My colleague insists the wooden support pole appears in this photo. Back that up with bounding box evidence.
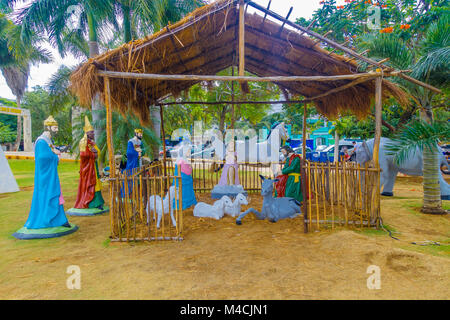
[160,106,167,178]
[260,0,272,27]
[373,76,383,167]
[97,70,387,82]
[239,0,245,77]
[302,104,307,157]
[277,7,293,36]
[312,30,333,47]
[104,77,116,238]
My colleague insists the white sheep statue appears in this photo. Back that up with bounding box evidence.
[224,193,249,217]
[193,196,232,220]
[146,185,178,228]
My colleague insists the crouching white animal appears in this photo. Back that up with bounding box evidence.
[193,196,232,220]
[224,193,249,217]
[146,185,178,228]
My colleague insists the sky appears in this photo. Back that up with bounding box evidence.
[0,0,327,100]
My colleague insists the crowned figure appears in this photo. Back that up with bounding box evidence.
[125,128,145,174]
[13,116,78,239]
[67,116,108,216]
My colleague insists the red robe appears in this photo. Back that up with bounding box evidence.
[74,139,98,208]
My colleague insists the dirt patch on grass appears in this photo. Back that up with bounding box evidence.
[0,176,449,299]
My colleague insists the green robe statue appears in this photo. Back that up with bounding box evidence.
[275,154,303,202]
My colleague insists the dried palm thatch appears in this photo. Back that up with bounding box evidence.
[70,0,409,124]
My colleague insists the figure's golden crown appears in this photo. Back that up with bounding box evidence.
[44,115,58,127]
[135,128,143,134]
[84,116,94,133]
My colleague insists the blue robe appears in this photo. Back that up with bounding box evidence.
[173,164,197,210]
[25,136,68,229]
[125,138,140,174]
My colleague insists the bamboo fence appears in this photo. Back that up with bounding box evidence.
[109,159,381,241]
[303,160,381,231]
[109,164,183,242]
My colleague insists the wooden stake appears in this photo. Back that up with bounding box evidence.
[302,104,307,157]
[239,0,245,77]
[373,76,383,168]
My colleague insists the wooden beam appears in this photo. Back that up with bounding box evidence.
[160,105,167,178]
[260,0,271,27]
[299,18,317,37]
[311,30,332,47]
[239,0,245,77]
[276,7,293,36]
[302,104,307,157]
[104,77,115,178]
[97,70,384,82]
[157,99,306,106]
[373,76,383,167]
[104,76,116,237]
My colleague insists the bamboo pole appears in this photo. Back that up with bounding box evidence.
[373,76,383,168]
[321,163,327,223]
[152,176,157,239]
[146,176,151,239]
[97,70,389,82]
[329,162,334,229]
[307,161,312,230]
[302,104,307,157]
[358,163,363,229]
[160,106,168,179]
[343,161,349,226]
[123,172,130,241]
[314,162,320,230]
[301,157,308,233]
[239,0,245,77]
[178,171,183,237]
[139,175,143,221]
[104,77,116,239]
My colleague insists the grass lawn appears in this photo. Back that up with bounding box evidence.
[0,160,449,299]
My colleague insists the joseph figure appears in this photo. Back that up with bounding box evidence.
[73,116,105,211]
[275,145,303,203]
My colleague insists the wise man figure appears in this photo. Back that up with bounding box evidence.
[125,128,145,174]
[69,116,106,215]
[13,116,78,239]
[275,145,303,203]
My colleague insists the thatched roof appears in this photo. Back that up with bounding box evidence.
[70,0,409,124]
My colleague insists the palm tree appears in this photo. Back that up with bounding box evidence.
[15,0,116,144]
[0,12,51,150]
[386,120,450,214]
[358,15,449,213]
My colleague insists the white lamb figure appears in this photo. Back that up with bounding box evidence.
[224,193,249,217]
[193,196,232,220]
[146,185,178,228]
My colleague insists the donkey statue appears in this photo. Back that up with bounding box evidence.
[236,175,301,225]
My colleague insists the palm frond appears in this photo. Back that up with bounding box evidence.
[385,120,450,165]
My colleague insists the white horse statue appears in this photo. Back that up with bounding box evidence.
[211,122,290,176]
